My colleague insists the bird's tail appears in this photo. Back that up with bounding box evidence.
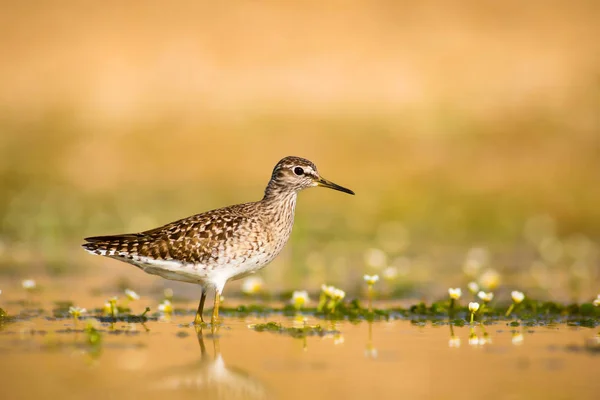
[82,234,146,257]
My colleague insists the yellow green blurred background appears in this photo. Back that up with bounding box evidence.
[1,1,599,301]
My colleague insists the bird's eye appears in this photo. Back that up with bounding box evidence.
[293,167,304,176]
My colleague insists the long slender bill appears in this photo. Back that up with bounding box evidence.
[316,177,355,195]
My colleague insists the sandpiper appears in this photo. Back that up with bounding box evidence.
[82,156,354,325]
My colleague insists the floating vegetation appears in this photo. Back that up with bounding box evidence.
[0,307,17,330]
[220,304,280,318]
[6,299,599,328]
[48,303,155,324]
[95,313,155,324]
[248,321,339,338]
[220,297,600,328]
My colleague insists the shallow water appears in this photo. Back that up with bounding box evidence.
[1,298,599,400]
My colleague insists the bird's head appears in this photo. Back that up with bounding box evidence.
[266,156,355,196]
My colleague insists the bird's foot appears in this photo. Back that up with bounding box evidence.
[193,313,206,326]
[209,316,223,333]
[191,321,210,331]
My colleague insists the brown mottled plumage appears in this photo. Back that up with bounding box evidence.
[82,156,354,325]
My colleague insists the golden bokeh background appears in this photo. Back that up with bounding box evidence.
[1,1,599,300]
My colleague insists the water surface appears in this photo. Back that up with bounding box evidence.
[1,300,598,400]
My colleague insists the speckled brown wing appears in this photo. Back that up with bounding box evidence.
[82,203,261,266]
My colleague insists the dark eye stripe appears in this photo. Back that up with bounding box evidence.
[294,167,304,176]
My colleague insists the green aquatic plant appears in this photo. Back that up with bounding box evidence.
[363,275,379,312]
[291,290,310,311]
[477,291,494,315]
[448,288,462,318]
[220,304,278,317]
[68,306,87,321]
[567,318,598,328]
[317,285,346,314]
[248,321,339,338]
[0,307,18,332]
[468,302,480,324]
[505,291,525,317]
[102,297,118,319]
[71,289,600,327]
[100,296,132,317]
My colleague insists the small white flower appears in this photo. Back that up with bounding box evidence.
[592,297,600,307]
[103,297,119,315]
[124,289,140,301]
[332,288,346,300]
[158,299,173,313]
[511,291,525,304]
[382,267,398,281]
[241,276,264,295]
[364,248,387,269]
[291,290,310,309]
[478,269,500,290]
[363,274,380,285]
[333,334,344,345]
[448,288,462,300]
[22,279,36,290]
[477,291,494,303]
[463,259,482,277]
[68,306,87,318]
[468,302,480,313]
[448,336,461,348]
[467,281,479,294]
[321,284,337,297]
[512,332,524,345]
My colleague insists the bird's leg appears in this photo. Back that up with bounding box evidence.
[194,290,207,325]
[211,290,221,326]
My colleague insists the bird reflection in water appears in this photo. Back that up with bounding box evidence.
[156,326,268,399]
